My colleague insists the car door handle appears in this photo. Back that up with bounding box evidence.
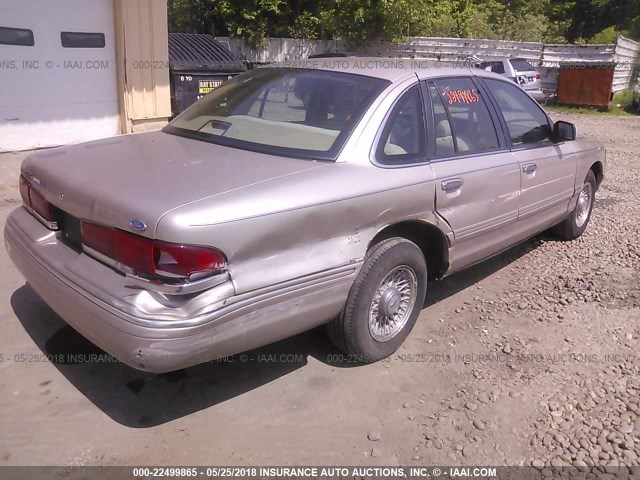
[441,178,464,192]
[522,163,537,174]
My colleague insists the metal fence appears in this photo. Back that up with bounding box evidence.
[218,35,640,94]
[215,37,347,64]
[611,36,640,92]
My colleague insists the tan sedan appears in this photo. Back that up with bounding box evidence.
[5,59,605,372]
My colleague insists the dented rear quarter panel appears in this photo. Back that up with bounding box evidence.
[156,162,439,294]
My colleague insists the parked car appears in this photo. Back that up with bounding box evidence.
[479,57,545,102]
[6,59,605,372]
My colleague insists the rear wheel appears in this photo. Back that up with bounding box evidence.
[327,237,427,362]
[553,170,596,240]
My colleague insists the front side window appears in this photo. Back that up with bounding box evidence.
[432,78,500,154]
[483,78,552,146]
[0,26,34,46]
[165,68,389,160]
[377,86,426,165]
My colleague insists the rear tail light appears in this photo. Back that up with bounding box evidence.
[19,174,58,229]
[29,188,55,222]
[536,73,541,80]
[81,221,227,282]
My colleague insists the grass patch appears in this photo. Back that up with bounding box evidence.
[546,88,639,116]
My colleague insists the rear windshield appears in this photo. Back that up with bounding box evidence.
[509,59,536,72]
[164,68,389,160]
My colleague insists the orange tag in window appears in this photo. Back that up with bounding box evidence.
[442,89,479,104]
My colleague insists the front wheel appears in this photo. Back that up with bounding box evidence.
[327,237,427,362]
[553,170,597,240]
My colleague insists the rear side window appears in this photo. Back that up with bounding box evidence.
[481,61,505,74]
[61,31,105,48]
[377,86,426,165]
[0,26,34,46]
[509,59,536,72]
[431,78,500,155]
[484,79,551,146]
[429,85,455,158]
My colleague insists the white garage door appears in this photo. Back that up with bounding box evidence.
[0,0,119,152]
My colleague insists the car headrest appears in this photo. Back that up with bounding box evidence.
[435,120,452,137]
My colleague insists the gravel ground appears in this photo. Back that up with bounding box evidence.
[0,113,638,470]
[395,112,640,473]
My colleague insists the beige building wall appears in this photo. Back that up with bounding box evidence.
[114,0,172,133]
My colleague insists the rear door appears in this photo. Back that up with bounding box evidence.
[481,78,576,227]
[425,77,521,272]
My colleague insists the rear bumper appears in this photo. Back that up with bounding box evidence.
[5,207,354,372]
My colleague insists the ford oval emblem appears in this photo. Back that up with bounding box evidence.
[130,219,147,231]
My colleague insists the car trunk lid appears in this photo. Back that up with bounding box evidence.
[21,130,327,238]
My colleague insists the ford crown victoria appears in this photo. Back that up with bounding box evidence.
[5,59,605,372]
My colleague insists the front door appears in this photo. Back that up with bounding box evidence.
[482,78,576,226]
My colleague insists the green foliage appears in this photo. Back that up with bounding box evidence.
[288,11,321,39]
[318,0,386,46]
[167,0,640,46]
[220,0,285,47]
[168,0,285,47]
[168,0,223,34]
[610,88,637,114]
[589,26,619,43]
[468,0,552,42]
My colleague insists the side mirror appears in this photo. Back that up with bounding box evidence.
[553,121,577,142]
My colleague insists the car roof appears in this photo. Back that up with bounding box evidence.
[276,56,510,83]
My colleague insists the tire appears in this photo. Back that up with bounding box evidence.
[553,170,597,241]
[327,237,427,362]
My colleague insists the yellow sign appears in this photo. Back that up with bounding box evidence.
[198,80,223,94]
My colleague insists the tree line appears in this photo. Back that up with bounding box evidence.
[168,0,640,47]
